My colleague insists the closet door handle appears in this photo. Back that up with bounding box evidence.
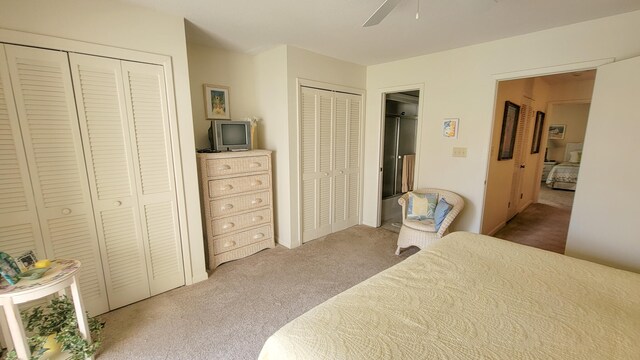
[253,233,265,240]
[324,172,329,177]
[221,204,234,211]
[339,170,344,175]
[61,208,72,215]
[251,198,263,205]
[113,201,122,207]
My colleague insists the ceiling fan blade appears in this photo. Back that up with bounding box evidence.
[362,0,403,27]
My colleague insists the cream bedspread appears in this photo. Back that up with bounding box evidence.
[259,232,640,359]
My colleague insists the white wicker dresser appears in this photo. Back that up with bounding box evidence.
[197,150,275,269]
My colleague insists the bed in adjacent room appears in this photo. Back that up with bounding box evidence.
[546,142,583,190]
[259,232,640,360]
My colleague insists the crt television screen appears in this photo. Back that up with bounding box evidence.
[221,124,247,145]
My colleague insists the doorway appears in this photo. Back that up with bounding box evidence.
[379,91,419,232]
[483,70,595,253]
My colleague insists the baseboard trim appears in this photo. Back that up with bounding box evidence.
[487,221,506,236]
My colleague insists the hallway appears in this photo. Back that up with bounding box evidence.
[493,185,574,253]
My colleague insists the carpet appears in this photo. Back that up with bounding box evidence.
[96,225,416,360]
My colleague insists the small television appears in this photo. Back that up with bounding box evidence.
[212,120,252,152]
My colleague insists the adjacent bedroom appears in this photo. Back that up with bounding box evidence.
[0,1,639,360]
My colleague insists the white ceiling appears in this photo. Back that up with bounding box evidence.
[116,0,640,65]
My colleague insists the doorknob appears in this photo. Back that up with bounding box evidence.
[520,164,526,168]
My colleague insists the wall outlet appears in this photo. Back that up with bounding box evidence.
[452,147,467,157]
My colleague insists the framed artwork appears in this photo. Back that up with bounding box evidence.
[530,111,545,154]
[548,124,566,139]
[204,84,230,119]
[442,118,459,138]
[497,101,520,160]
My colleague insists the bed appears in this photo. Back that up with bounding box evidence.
[259,232,640,360]
[545,142,582,190]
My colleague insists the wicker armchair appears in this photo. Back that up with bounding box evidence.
[395,188,464,255]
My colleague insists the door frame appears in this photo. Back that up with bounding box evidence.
[480,58,613,234]
[375,83,425,227]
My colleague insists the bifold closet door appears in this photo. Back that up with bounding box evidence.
[120,61,184,296]
[301,87,333,242]
[332,93,361,232]
[4,45,109,315]
[69,54,151,309]
[300,87,361,242]
[0,45,47,261]
[69,54,185,307]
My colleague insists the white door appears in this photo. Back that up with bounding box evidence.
[4,45,109,315]
[300,87,362,242]
[0,45,47,260]
[301,87,333,242]
[566,56,640,270]
[332,93,361,232]
[121,61,185,296]
[69,53,151,309]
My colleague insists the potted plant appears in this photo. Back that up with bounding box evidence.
[7,296,105,360]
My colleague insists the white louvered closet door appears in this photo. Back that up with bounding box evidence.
[69,54,151,309]
[300,87,361,242]
[301,87,334,242]
[0,45,47,260]
[4,45,109,315]
[332,93,361,232]
[121,61,184,295]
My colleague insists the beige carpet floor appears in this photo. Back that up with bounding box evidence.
[96,225,417,360]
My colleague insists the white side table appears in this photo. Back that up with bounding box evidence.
[0,259,91,360]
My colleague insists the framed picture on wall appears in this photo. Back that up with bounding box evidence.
[204,84,230,119]
[442,118,459,138]
[530,111,545,154]
[498,101,520,160]
[548,124,566,139]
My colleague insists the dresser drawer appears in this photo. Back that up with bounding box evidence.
[210,190,271,218]
[208,173,270,198]
[206,156,269,177]
[212,224,272,255]
[211,208,271,236]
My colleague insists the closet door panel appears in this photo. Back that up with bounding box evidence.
[345,95,361,227]
[69,53,150,309]
[121,61,184,295]
[0,45,46,259]
[332,96,348,231]
[5,45,108,315]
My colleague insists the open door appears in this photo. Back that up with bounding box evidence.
[565,56,640,271]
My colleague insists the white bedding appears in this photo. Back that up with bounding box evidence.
[259,232,640,360]
[546,161,580,188]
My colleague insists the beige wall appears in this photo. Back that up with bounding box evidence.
[546,103,591,162]
[364,10,640,270]
[0,0,208,283]
[187,44,258,149]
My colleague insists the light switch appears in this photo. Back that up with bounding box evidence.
[452,147,467,157]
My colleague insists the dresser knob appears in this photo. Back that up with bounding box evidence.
[252,216,263,222]
[253,233,265,240]
[221,184,233,191]
[250,180,262,186]
[222,222,235,230]
[218,164,231,171]
[61,208,71,215]
[221,204,234,211]
[249,162,261,168]
[223,241,236,248]
[251,198,262,205]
